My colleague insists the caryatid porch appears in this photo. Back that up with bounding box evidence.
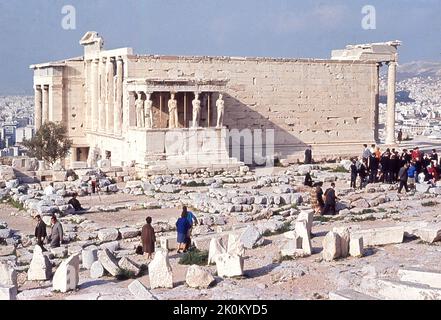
[126,78,229,130]
[124,78,239,168]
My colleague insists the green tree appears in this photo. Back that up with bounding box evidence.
[22,122,72,166]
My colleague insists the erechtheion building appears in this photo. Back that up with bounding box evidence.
[30,32,401,171]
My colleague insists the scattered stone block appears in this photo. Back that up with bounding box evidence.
[90,261,105,279]
[0,261,17,290]
[333,226,350,258]
[50,246,68,259]
[52,254,80,293]
[239,225,263,249]
[208,237,226,265]
[0,285,17,300]
[97,249,121,277]
[160,236,177,251]
[28,245,52,281]
[294,220,312,256]
[148,249,173,289]
[322,232,341,262]
[329,289,377,300]
[413,223,441,243]
[297,210,314,237]
[398,268,441,289]
[97,228,120,242]
[349,236,364,257]
[118,257,141,276]
[416,183,431,193]
[350,226,404,246]
[128,280,156,300]
[215,253,244,278]
[0,245,16,257]
[186,265,215,288]
[81,246,98,269]
[375,279,441,300]
[227,234,245,257]
[119,227,140,239]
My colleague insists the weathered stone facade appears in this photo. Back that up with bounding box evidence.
[30,32,399,170]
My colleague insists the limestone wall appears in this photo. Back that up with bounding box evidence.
[63,61,86,141]
[126,55,378,157]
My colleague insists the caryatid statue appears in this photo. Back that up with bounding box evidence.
[135,92,145,128]
[168,92,178,129]
[216,93,225,128]
[144,93,153,129]
[192,92,201,128]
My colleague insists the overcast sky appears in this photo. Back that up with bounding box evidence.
[0,0,440,94]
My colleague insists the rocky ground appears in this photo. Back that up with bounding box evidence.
[1,162,441,300]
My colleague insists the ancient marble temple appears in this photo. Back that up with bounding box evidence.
[30,32,400,170]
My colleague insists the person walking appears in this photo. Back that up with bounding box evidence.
[350,159,357,189]
[176,211,191,253]
[407,161,417,190]
[48,215,63,248]
[398,163,410,194]
[358,160,367,189]
[141,216,156,260]
[368,152,379,183]
[34,215,47,251]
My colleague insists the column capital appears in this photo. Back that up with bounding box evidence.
[117,56,124,62]
[92,58,100,64]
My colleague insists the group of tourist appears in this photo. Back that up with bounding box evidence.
[306,144,441,216]
[353,144,440,190]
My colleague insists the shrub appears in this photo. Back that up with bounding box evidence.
[5,197,25,211]
[178,248,209,266]
[115,268,137,280]
[262,222,292,237]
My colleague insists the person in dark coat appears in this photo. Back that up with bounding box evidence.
[141,216,156,259]
[68,193,85,212]
[176,211,191,253]
[368,153,379,183]
[358,161,367,189]
[304,172,313,187]
[304,146,312,164]
[34,215,47,251]
[398,163,410,194]
[323,183,337,215]
[350,159,357,189]
[48,215,63,248]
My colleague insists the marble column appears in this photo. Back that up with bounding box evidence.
[42,85,49,123]
[105,57,114,133]
[386,61,397,144]
[114,56,123,135]
[99,57,107,131]
[34,85,42,130]
[91,58,99,131]
[84,60,91,130]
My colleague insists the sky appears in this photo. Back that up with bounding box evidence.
[0,0,440,94]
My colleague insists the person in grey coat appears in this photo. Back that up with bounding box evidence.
[48,215,63,248]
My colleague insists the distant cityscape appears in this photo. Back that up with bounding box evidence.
[0,62,440,157]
